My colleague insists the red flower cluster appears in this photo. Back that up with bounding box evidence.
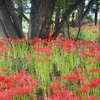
[88,78,100,88]
[0,70,39,100]
[31,46,53,56]
[90,68,100,73]
[63,74,84,82]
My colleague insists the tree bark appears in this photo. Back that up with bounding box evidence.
[94,2,98,26]
[52,0,82,38]
[17,0,23,29]
[95,9,98,26]
[73,0,85,27]
[28,0,56,39]
[5,0,24,38]
[0,19,9,38]
[81,0,94,22]
[55,8,61,30]
[0,0,19,38]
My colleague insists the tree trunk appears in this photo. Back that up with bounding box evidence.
[55,8,61,30]
[5,0,24,38]
[0,0,18,38]
[52,0,81,38]
[0,0,24,38]
[73,0,85,27]
[72,0,94,27]
[94,2,98,26]
[17,0,23,29]
[28,0,56,39]
[95,10,98,26]
[81,0,94,22]
[0,19,9,38]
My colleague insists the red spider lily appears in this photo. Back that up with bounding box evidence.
[45,58,51,62]
[63,74,85,82]
[88,60,96,65]
[27,58,33,62]
[0,70,39,99]
[74,68,84,74]
[0,41,4,47]
[50,80,61,90]
[63,48,72,53]
[38,58,43,62]
[63,39,77,48]
[47,36,56,41]
[81,52,92,58]
[0,38,12,43]
[25,54,33,59]
[10,39,17,43]
[96,56,100,61]
[42,47,53,56]
[30,79,39,87]
[11,38,27,43]
[52,90,73,98]
[19,38,27,42]
[45,93,81,100]
[0,75,9,83]
[19,70,28,74]
[2,67,8,72]
[88,78,100,88]
[0,91,14,100]
[86,96,97,100]
[90,68,100,73]
[31,38,42,44]
[81,82,89,87]
[44,98,53,100]
[92,30,98,34]
[79,86,89,93]
[54,41,62,47]
[88,45,100,53]
[12,74,33,87]
[31,46,53,56]
[0,45,9,56]
[6,55,13,59]
[15,86,33,95]
[69,97,82,100]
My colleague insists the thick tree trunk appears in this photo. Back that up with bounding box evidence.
[0,19,9,38]
[0,0,18,38]
[5,0,24,38]
[28,0,56,39]
[0,0,24,39]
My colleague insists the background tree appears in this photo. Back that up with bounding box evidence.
[0,0,24,38]
[0,0,95,40]
[94,0,100,26]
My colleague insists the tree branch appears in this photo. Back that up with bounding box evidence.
[52,0,81,38]
[20,13,30,23]
[81,0,94,21]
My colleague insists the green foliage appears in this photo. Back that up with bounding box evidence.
[55,0,74,10]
